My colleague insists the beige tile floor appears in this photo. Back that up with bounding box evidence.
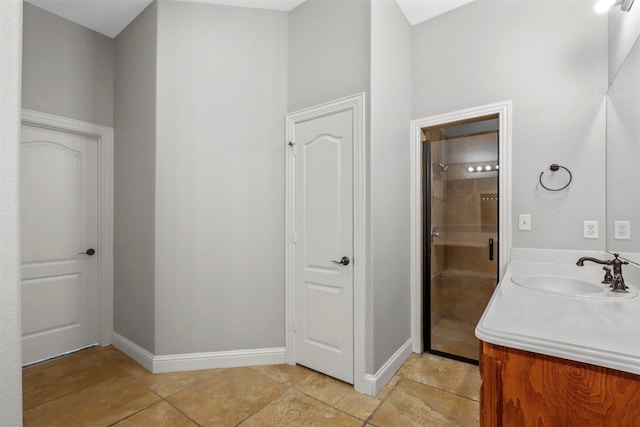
[23,346,481,426]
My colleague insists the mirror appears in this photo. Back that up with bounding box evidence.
[606,35,640,264]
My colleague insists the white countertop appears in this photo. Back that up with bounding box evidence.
[476,248,640,375]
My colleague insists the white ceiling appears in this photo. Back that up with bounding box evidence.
[395,0,475,26]
[26,0,154,38]
[25,0,476,39]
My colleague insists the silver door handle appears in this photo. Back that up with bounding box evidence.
[431,226,440,242]
[331,256,350,266]
[78,248,95,256]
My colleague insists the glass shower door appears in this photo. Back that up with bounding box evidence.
[424,117,499,363]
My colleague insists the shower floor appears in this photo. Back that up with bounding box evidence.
[431,318,479,361]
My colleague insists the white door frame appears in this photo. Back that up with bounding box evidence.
[285,93,367,392]
[409,101,512,353]
[21,109,114,348]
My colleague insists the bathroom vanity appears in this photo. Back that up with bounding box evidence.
[476,249,640,426]
[479,341,640,426]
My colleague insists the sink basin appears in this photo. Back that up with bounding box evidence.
[511,274,638,299]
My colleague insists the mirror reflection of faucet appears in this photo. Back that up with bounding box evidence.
[431,226,441,242]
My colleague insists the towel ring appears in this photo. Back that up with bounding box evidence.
[539,164,572,192]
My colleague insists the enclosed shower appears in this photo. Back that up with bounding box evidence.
[423,116,499,363]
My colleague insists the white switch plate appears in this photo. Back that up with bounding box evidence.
[519,214,531,231]
[584,220,598,239]
[614,221,631,240]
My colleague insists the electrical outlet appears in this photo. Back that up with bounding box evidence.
[519,214,531,231]
[584,220,598,239]
[614,221,631,240]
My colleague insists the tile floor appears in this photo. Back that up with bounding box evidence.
[22,346,481,426]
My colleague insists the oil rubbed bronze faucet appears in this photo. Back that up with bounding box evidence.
[576,253,629,292]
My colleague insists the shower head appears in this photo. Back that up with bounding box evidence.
[437,163,448,172]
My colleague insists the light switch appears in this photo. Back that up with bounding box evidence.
[519,214,531,231]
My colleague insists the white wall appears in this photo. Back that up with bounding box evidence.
[22,2,114,127]
[288,0,371,112]
[608,1,640,82]
[114,1,157,354]
[155,1,288,354]
[370,0,412,373]
[413,0,608,251]
[0,1,23,424]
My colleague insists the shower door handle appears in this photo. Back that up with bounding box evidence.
[488,238,494,261]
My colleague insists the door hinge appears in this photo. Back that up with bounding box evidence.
[288,141,296,155]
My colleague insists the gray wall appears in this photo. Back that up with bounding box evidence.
[154,1,288,354]
[0,1,23,424]
[605,28,640,259]
[22,2,114,127]
[288,0,371,112]
[113,1,157,354]
[370,0,412,373]
[413,0,608,252]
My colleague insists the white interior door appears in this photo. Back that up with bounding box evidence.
[21,124,99,365]
[294,109,354,383]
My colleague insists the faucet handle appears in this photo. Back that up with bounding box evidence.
[613,253,629,265]
[602,266,613,284]
[611,273,629,292]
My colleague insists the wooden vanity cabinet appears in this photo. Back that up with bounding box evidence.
[479,341,640,426]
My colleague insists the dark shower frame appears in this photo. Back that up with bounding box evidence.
[421,126,500,366]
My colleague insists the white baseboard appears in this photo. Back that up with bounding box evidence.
[111,332,155,372]
[362,338,414,396]
[111,332,286,374]
[152,347,286,373]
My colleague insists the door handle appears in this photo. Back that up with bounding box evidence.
[488,238,494,261]
[78,248,96,256]
[331,256,350,266]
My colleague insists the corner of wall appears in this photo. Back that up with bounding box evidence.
[113,0,158,355]
[360,338,413,396]
[0,0,24,423]
[369,0,413,374]
[608,2,640,82]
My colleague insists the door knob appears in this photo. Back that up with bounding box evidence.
[78,248,96,256]
[331,256,350,266]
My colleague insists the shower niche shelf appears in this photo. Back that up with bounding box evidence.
[433,232,497,249]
